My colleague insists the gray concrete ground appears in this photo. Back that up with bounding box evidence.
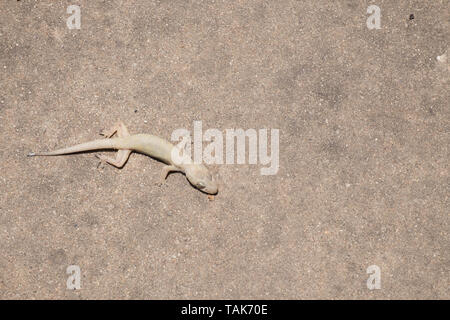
[0,0,448,299]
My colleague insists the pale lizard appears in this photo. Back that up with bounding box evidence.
[28,121,218,194]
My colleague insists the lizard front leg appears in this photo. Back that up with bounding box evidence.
[158,165,180,185]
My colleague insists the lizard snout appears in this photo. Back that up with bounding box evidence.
[185,165,218,195]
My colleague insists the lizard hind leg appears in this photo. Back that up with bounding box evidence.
[100,120,130,138]
[96,149,132,168]
[97,121,132,168]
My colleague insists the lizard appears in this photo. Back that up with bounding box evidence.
[27,121,218,195]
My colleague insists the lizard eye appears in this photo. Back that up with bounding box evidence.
[197,182,206,189]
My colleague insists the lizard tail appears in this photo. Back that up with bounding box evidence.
[27,138,121,157]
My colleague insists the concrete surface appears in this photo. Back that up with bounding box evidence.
[0,0,448,299]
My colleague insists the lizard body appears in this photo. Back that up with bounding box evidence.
[28,122,218,194]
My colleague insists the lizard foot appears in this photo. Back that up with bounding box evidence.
[155,178,166,187]
[95,153,107,162]
[99,129,115,138]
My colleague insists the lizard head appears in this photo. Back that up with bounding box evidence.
[184,164,218,195]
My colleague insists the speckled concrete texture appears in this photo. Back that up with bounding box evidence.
[0,0,448,299]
